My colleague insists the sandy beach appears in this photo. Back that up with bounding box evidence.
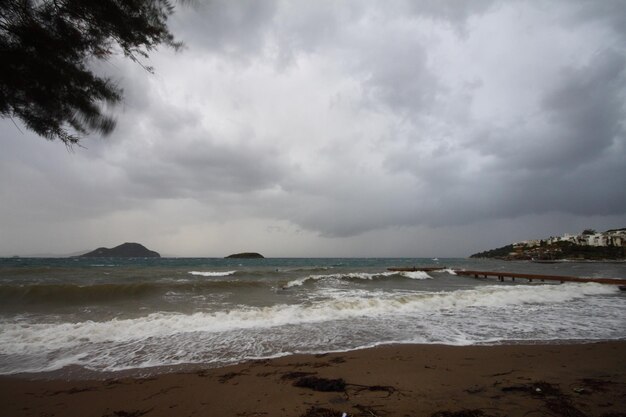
[1,341,624,417]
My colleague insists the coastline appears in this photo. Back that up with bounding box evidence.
[1,341,625,417]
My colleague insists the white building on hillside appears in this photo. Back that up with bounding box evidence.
[586,233,607,247]
[518,229,626,248]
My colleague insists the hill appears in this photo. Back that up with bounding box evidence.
[225,252,264,259]
[78,243,160,258]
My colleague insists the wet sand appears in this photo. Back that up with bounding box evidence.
[1,342,625,417]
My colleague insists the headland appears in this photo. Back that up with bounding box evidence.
[78,242,160,258]
[471,228,626,261]
[225,252,265,259]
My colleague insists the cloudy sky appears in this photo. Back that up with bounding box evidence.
[2,0,626,257]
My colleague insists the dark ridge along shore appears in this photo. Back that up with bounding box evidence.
[225,252,264,259]
[1,342,624,417]
[78,242,160,258]
[471,243,626,261]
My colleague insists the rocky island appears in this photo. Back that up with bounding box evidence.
[78,242,160,258]
[471,228,626,261]
[225,252,264,259]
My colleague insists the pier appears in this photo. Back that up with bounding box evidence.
[387,266,447,272]
[386,267,625,287]
[451,270,625,286]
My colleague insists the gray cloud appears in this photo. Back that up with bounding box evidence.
[117,136,289,199]
[361,36,437,116]
[539,49,625,164]
[405,0,497,29]
[171,0,278,58]
[567,0,626,42]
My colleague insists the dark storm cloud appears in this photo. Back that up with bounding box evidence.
[118,0,626,238]
[568,0,626,42]
[171,0,278,57]
[117,136,289,199]
[270,1,626,237]
[472,48,626,172]
[375,46,626,231]
[539,49,625,165]
[360,36,437,115]
[405,0,497,28]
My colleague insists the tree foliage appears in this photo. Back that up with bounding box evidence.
[0,0,181,145]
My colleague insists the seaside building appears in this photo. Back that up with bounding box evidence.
[517,229,626,249]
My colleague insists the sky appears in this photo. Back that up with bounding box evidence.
[1,0,626,257]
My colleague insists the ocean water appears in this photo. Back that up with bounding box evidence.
[0,257,624,375]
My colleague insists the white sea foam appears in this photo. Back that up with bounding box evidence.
[1,282,624,375]
[284,271,430,288]
[188,270,237,277]
[400,271,432,279]
[0,283,617,357]
[285,272,383,288]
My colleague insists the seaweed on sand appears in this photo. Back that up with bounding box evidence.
[349,384,400,398]
[293,376,347,392]
[501,381,588,417]
[431,411,494,417]
[501,381,561,396]
[281,371,316,381]
[299,406,343,417]
[218,371,247,383]
[103,410,152,417]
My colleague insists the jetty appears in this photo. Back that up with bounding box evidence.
[453,270,625,286]
[386,267,625,287]
[387,266,447,272]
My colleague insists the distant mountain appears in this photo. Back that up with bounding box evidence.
[78,243,160,258]
[225,252,264,259]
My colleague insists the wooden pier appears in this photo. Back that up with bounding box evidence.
[386,267,625,288]
[387,266,447,272]
[453,270,625,286]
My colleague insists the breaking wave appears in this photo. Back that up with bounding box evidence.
[188,270,237,277]
[284,271,432,288]
[1,283,616,356]
[0,279,266,306]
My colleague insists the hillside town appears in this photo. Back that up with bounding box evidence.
[471,228,626,260]
[516,228,626,248]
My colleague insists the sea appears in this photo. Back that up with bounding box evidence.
[0,257,625,377]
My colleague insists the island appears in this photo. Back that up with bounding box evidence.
[78,242,160,258]
[470,228,626,261]
[225,252,264,259]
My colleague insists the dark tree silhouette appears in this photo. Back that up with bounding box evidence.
[0,0,181,145]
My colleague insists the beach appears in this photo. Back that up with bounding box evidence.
[1,341,625,417]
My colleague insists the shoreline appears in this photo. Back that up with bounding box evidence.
[3,337,624,382]
[1,341,625,417]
